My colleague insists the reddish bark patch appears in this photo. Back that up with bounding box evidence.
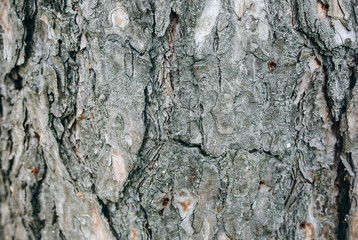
[114,15,123,25]
[352,217,358,238]
[159,196,170,216]
[31,168,39,175]
[299,222,315,239]
[0,0,11,32]
[258,180,266,189]
[317,1,328,18]
[76,192,84,199]
[268,61,277,71]
[91,207,112,240]
[170,11,179,26]
[129,227,138,240]
[34,131,40,140]
[161,196,170,208]
[299,222,306,229]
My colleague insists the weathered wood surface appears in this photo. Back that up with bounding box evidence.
[1,0,358,239]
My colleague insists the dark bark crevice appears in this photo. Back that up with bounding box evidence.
[29,149,47,239]
[96,197,120,239]
[58,227,66,240]
[322,62,351,239]
[172,138,215,158]
[129,1,180,191]
[168,9,179,92]
[291,1,355,237]
[248,148,282,160]
[5,67,23,90]
[337,157,351,239]
[214,25,222,92]
[23,0,37,61]
[140,204,153,239]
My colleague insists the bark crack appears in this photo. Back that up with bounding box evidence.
[140,204,153,239]
[29,150,47,239]
[23,0,38,61]
[322,64,351,240]
[172,138,215,158]
[96,197,120,239]
[214,26,222,92]
[291,1,354,237]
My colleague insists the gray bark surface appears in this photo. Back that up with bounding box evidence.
[1,0,358,239]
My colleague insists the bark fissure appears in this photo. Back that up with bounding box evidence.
[322,59,352,240]
[23,0,37,61]
[172,138,214,158]
[140,204,153,239]
[290,0,357,237]
[96,197,120,239]
[29,151,47,239]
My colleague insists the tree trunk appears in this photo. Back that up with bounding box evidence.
[1,0,358,239]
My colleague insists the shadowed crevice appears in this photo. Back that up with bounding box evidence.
[96,197,120,239]
[23,0,37,60]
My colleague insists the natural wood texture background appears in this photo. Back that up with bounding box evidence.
[1,0,358,239]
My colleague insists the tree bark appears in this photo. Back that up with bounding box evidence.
[1,0,358,239]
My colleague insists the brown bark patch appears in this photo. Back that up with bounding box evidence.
[161,196,170,208]
[91,207,112,240]
[321,225,334,239]
[76,192,85,200]
[111,150,128,188]
[179,200,192,211]
[299,222,315,239]
[314,58,321,67]
[31,168,39,175]
[0,0,11,32]
[268,61,277,71]
[352,217,358,238]
[114,15,123,25]
[129,226,138,240]
[258,180,266,189]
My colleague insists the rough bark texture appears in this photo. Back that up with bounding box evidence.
[1,0,358,239]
